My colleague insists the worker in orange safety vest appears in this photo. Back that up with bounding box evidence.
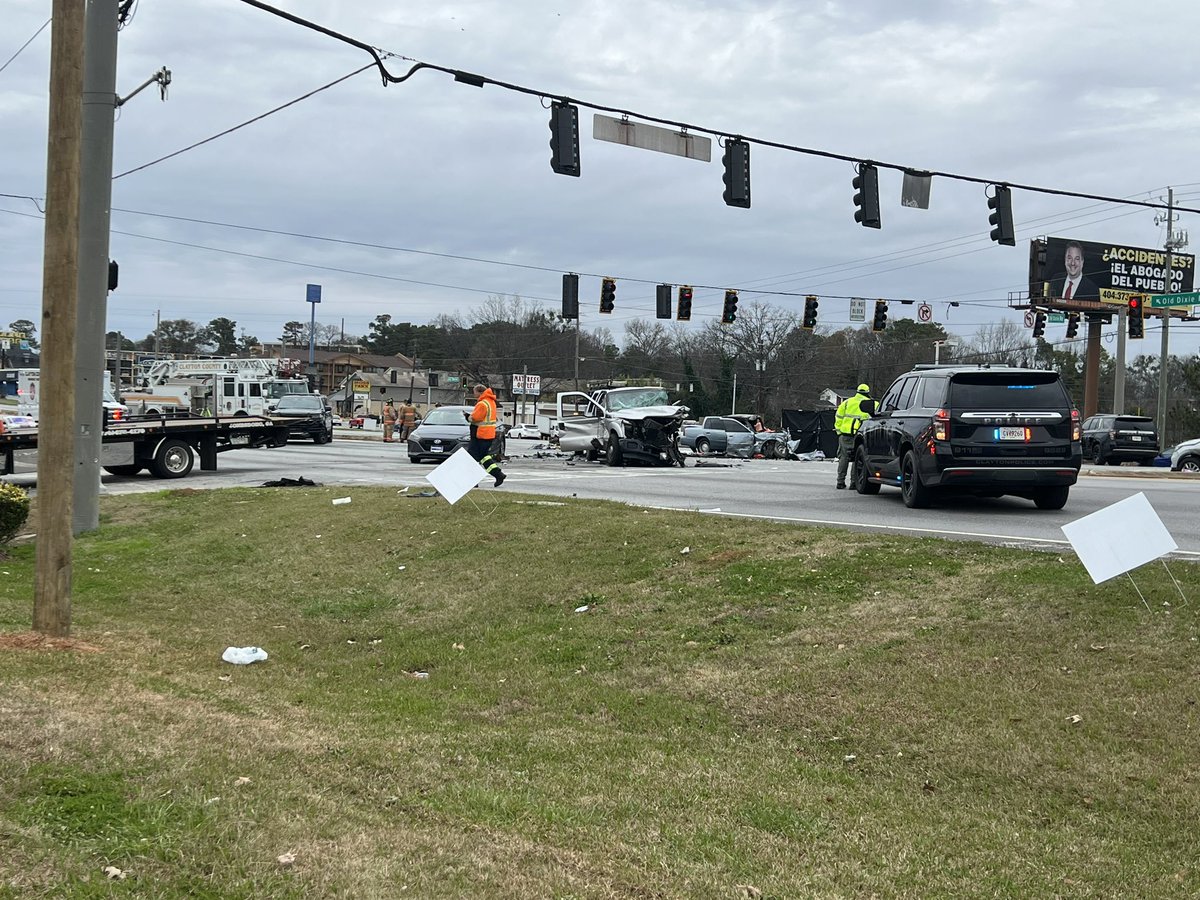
[468,384,506,487]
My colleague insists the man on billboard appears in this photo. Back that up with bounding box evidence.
[1052,240,1100,302]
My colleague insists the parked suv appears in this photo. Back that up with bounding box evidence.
[1080,414,1159,466]
[852,365,1081,510]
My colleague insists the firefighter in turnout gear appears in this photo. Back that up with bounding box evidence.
[834,383,874,490]
[468,384,507,487]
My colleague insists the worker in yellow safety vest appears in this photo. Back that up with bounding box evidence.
[468,384,506,487]
[834,383,874,490]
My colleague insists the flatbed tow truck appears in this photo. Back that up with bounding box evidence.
[0,413,290,480]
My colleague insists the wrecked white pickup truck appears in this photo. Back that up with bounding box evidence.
[556,386,688,467]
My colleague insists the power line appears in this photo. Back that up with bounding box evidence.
[113,64,375,179]
[237,0,1200,216]
[0,18,49,76]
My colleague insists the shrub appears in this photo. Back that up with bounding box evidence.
[0,482,30,545]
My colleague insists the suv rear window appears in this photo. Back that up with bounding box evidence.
[1114,416,1155,430]
[949,373,1069,409]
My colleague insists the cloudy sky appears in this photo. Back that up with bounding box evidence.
[3,0,1200,356]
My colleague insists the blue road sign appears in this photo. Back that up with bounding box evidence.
[306,283,322,303]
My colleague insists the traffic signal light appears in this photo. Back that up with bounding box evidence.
[676,286,693,321]
[722,138,751,208]
[721,290,739,324]
[548,101,580,177]
[1128,295,1144,339]
[656,284,672,319]
[871,299,888,332]
[107,259,119,292]
[599,277,616,313]
[1065,312,1080,339]
[802,295,819,330]
[853,163,881,229]
[561,273,579,319]
[1032,311,1046,338]
[987,184,1015,246]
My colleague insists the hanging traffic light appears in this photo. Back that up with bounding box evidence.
[599,277,616,313]
[871,299,888,332]
[561,273,579,319]
[853,163,881,229]
[1128,295,1144,339]
[722,139,751,208]
[987,184,1015,246]
[676,286,693,321]
[655,284,672,319]
[548,101,580,177]
[802,295,819,330]
[107,259,119,292]
[1065,312,1080,339]
[721,290,739,324]
[1032,311,1046,339]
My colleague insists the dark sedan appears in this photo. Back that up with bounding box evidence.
[408,406,472,463]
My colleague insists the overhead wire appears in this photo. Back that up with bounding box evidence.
[235,0,1200,216]
[0,18,49,76]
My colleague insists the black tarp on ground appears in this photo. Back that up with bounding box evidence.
[782,409,838,457]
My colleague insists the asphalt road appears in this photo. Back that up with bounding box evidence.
[20,433,1190,559]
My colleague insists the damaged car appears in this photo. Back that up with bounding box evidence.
[555,386,688,467]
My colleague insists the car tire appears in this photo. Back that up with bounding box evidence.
[1178,455,1200,473]
[313,429,331,444]
[695,437,710,455]
[409,456,422,464]
[761,439,779,459]
[1091,444,1106,465]
[1033,485,1070,510]
[900,450,932,509]
[103,464,142,477]
[853,445,880,495]
[151,438,194,479]
[605,433,624,467]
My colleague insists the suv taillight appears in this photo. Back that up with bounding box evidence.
[1071,409,1081,441]
[933,408,949,442]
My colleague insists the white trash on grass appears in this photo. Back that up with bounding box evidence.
[222,646,268,665]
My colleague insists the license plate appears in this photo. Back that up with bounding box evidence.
[998,426,1026,441]
[1131,435,1142,441]
[231,435,249,445]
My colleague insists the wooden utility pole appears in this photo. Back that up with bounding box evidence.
[34,0,86,637]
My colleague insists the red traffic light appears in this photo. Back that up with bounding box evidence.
[1129,297,1141,309]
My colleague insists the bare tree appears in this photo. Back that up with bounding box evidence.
[960,321,1034,366]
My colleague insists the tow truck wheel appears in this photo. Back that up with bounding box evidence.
[152,438,194,479]
[103,464,142,477]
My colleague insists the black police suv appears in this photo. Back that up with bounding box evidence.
[851,365,1081,510]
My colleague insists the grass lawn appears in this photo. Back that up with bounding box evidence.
[1,486,1198,898]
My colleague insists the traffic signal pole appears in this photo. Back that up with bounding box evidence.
[73,0,120,535]
[1114,305,1126,414]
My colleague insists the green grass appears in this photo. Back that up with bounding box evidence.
[1,485,1198,898]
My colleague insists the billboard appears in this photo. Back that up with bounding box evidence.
[1030,237,1195,308]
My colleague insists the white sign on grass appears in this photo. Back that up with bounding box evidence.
[424,447,487,505]
[1060,492,1177,584]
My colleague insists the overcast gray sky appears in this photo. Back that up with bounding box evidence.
[3,0,1200,355]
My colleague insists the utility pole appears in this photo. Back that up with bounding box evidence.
[34,0,86,637]
[573,315,580,392]
[73,0,119,535]
[1114,306,1127,414]
[153,309,161,355]
[1156,188,1186,440]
